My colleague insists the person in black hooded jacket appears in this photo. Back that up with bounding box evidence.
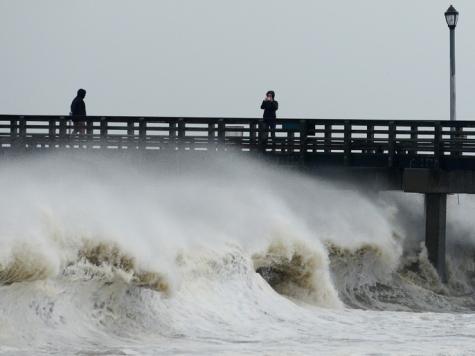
[261,90,278,119]
[260,90,278,138]
[70,88,87,135]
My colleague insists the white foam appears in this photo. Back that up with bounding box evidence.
[0,152,474,354]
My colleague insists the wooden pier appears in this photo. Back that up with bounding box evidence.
[0,115,474,168]
[3,114,475,281]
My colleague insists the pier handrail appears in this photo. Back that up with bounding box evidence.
[1,115,474,168]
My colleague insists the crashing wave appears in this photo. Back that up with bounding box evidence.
[0,244,57,284]
[253,239,342,309]
[0,238,170,295]
[77,241,170,293]
[327,241,475,312]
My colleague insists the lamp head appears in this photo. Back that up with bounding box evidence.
[445,5,459,29]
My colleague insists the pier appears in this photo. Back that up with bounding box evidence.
[3,114,475,281]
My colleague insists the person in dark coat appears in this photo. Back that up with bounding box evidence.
[70,88,87,135]
[260,90,278,139]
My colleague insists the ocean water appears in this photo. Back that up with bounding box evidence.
[0,152,474,355]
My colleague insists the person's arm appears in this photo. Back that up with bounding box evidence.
[70,99,77,115]
[274,101,278,111]
[261,100,267,110]
[80,101,86,116]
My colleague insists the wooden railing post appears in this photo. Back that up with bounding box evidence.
[127,120,134,136]
[10,118,18,137]
[300,119,308,160]
[218,119,225,149]
[454,125,462,157]
[410,124,417,156]
[49,118,56,147]
[270,121,276,152]
[126,119,133,149]
[139,118,146,150]
[207,122,215,151]
[388,121,396,167]
[86,118,94,142]
[59,118,67,146]
[177,118,185,139]
[366,124,374,154]
[249,122,257,151]
[324,123,331,153]
[10,118,18,149]
[258,120,266,153]
[19,117,26,137]
[177,118,185,150]
[287,124,295,153]
[100,117,107,148]
[19,116,26,150]
[344,120,351,165]
[434,122,441,169]
[169,121,176,150]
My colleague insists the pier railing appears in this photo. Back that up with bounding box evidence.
[1,115,475,166]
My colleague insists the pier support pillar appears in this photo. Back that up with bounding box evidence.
[424,193,447,282]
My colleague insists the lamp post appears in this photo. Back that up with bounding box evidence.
[445,5,459,121]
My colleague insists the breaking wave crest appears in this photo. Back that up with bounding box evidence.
[253,239,342,308]
[77,241,170,293]
[0,244,56,285]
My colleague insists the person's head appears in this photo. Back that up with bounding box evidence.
[266,90,275,100]
[77,88,86,99]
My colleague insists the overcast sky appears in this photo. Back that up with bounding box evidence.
[1,0,474,119]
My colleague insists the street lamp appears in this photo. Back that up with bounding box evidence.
[445,5,459,121]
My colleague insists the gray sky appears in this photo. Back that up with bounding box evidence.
[1,0,474,119]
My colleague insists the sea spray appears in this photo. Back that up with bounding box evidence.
[1,151,475,353]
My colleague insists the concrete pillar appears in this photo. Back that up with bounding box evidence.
[424,193,447,282]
